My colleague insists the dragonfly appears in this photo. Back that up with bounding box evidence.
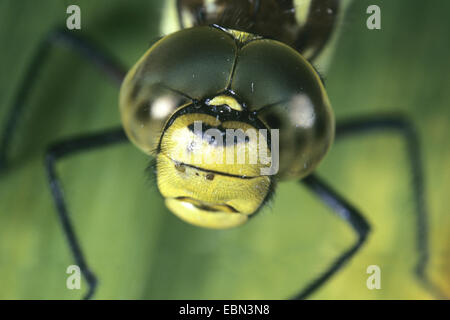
[0,0,445,299]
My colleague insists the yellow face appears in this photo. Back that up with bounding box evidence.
[156,110,272,229]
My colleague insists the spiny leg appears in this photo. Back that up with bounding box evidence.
[0,28,126,171]
[45,128,127,299]
[335,115,446,298]
[292,174,370,299]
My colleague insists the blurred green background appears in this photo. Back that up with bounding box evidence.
[0,0,448,299]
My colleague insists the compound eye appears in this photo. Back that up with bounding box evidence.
[120,83,190,154]
[135,26,236,99]
[119,26,238,154]
[231,39,327,110]
[229,39,334,178]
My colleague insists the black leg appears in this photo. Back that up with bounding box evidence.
[45,127,128,299]
[335,115,446,298]
[292,173,371,299]
[0,28,126,171]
